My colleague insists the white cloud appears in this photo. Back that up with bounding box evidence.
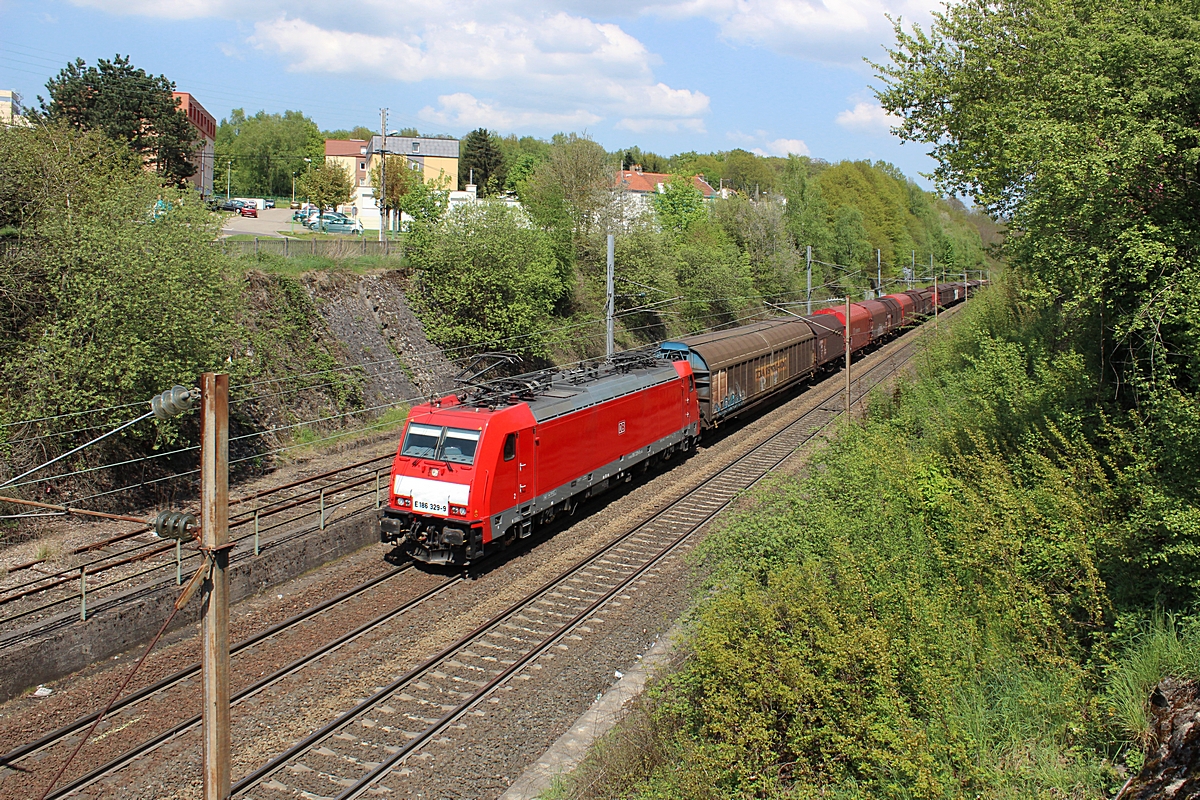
[754,137,810,156]
[727,130,810,156]
[67,1,711,134]
[243,11,707,132]
[835,101,900,134]
[646,0,940,65]
[420,93,602,129]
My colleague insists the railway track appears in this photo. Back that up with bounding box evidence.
[0,454,395,645]
[1,307,957,799]
[0,564,461,800]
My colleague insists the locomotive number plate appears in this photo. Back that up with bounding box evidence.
[414,498,448,514]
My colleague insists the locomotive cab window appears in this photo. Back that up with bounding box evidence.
[503,432,517,462]
[401,423,441,458]
[440,428,480,464]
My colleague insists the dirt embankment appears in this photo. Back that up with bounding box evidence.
[300,270,452,408]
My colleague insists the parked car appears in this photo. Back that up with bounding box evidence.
[239,205,258,218]
[294,206,329,224]
[290,201,302,210]
[306,211,350,229]
[264,199,276,209]
[219,199,245,212]
[313,217,363,235]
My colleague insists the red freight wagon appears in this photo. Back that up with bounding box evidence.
[813,303,872,353]
[906,289,933,316]
[858,299,895,342]
[884,292,916,326]
[802,313,845,368]
[380,358,698,564]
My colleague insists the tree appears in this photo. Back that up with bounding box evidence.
[722,149,775,194]
[323,126,376,141]
[505,153,542,193]
[521,133,613,236]
[672,151,725,189]
[832,205,872,270]
[0,123,240,493]
[399,175,450,228]
[460,128,507,195]
[653,177,707,234]
[214,109,324,197]
[408,204,566,359]
[779,156,832,258]
[37,55,196,186]
[712,194,801,301]
[875,0,1200,400]
[297,162,353,229]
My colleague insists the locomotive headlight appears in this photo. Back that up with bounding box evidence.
[396,495,412,508]
[449,504,467,517]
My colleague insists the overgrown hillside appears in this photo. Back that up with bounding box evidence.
[0,124,450,520]
[551,0,1200,794]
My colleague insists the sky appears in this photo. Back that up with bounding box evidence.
[0,0,942,185]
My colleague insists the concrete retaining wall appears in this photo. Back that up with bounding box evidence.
[0,510,379,703]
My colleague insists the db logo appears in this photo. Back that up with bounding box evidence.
[617,420,626,435]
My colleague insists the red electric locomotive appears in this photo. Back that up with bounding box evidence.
[379,356,699,565]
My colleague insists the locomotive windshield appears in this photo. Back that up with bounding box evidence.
[440,428,480,464]
[401,424,441,458]
[400,424,480,465]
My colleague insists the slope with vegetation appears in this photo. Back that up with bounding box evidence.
[549,0,1200,796]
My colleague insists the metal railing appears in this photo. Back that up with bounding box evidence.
[220,237,405,260]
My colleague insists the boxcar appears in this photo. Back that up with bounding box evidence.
[859,299,896,341]
[812,303,872,352]
[801,313,844,368]
[660,318,817,428]
[884,292,916,326]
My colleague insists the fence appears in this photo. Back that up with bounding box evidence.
[220,237,404,260]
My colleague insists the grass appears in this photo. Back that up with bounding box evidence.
[278,404,410,460]
[1106,613,1200,744]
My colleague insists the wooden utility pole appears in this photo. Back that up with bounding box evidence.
[844,295,852,420]
[201,373,230,800]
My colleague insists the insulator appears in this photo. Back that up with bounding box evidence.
[154,510,197,540]
[151,385,198,420]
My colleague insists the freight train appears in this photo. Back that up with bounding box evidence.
[380,281,983,565]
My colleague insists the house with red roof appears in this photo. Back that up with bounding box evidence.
[614,165,719,201]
